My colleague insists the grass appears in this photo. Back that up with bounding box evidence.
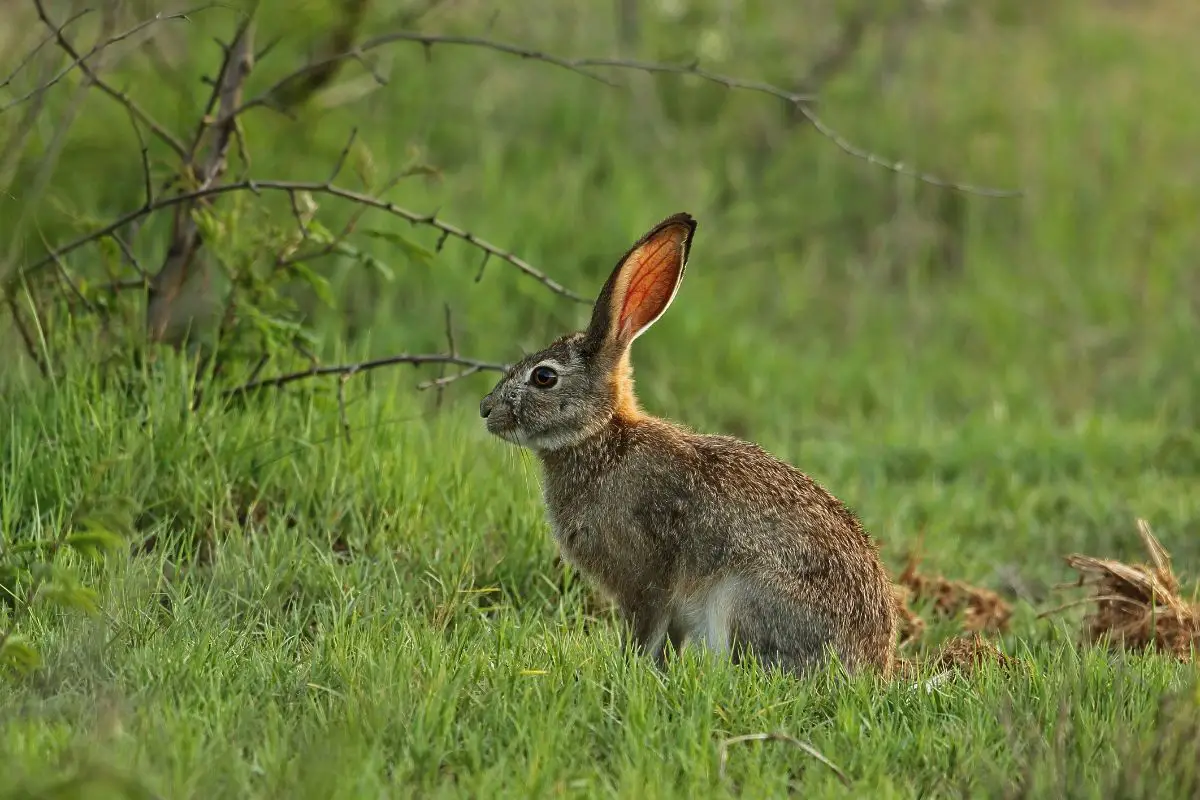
[2,0,1200,797]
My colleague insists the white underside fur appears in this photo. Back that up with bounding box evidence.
[670,576,740,655]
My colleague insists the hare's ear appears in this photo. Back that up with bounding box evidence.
[584,212,696,354]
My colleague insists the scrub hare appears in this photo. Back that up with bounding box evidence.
[480,213,896,676]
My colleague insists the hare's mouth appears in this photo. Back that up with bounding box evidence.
[489,427,526,446]
[484,414,525,446]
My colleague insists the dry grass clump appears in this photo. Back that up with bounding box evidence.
[928,633,1018,673]
[894,633,1023,685]
[1046,519,1197,661]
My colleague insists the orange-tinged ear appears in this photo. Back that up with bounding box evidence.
[584,212,696,353]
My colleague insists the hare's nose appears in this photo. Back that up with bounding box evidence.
[479,394,494,418]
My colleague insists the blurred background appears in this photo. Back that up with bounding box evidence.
[2,0,1198,570]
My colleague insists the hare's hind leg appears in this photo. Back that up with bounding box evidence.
[727,585,835,675]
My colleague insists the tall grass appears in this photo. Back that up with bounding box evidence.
[2,0,1198,796]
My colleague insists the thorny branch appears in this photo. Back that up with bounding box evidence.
[237,31,1020,198]
[18,178,589,302]
[147,16,255,343]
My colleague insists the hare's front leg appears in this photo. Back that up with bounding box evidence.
[618,596,685,668]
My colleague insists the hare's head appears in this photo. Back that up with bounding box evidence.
[480,213,695,452]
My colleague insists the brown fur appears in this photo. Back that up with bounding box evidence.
[480,213,896,677]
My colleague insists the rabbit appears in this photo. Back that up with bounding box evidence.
[479,213,897,677]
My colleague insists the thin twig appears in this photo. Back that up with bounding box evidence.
[416,365,485,391]
[37,227,95,313]
[223,352,508,398]
[31,0,190,158]
[108,235,149,281]
[21,179,588,302]
[327,127,359,184]
[0,7,92,93]
[124,107,154,211]
[788,103,1018,196]
[717,732,850,787]
[433,303,455,407]
[574,55,818,107]
[1,8,199,114]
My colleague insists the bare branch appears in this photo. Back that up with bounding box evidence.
[31,0,190,158]
[235,31,619,117]
[223,352,507,398]
[574,55,819,107]
[21,179,589,303]
[148,17,255,343]
[576,57,1018,197]
[1,8,198,115]
[792,102,1017,196]
[232,31,1018,198]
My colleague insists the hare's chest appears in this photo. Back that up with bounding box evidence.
[541,477,634,566]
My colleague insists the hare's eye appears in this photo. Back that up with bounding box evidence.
[530,365,558,388]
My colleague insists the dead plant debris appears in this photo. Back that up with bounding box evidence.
[929,632,1018,673]
[892,583,927,649]
[895,633,1023,685]
[1044,519,1197,661]
[899,554,1013,634]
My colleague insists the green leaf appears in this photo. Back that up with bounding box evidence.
[66,525,125,562]
[329,241,394,280]
[362,229,434,267]
[305,220,337,246]
[0,633,41,672]
[41,584,100,615]
[289,261,336,308]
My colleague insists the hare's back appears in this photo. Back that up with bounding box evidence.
[685,432,872,550]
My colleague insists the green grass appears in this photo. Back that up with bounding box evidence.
[3,0,1200,797]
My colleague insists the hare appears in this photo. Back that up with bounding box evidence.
[479,213,896,677]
